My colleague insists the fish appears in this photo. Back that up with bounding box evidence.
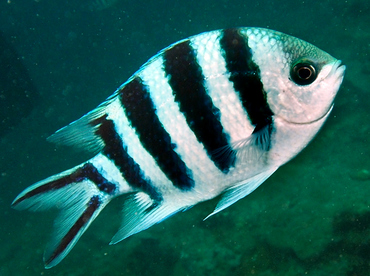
[12,27,346,268]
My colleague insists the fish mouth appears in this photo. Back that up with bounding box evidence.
[331,60,346,81]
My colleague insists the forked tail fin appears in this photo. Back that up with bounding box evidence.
[11,162,117,268]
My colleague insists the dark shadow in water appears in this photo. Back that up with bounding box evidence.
[233,210,370,276]
[126,238,180,276]
[0,31,39,137]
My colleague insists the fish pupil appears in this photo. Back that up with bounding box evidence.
[290,61,317,85]
[298,67,312,79]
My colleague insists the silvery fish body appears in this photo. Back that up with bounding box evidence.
[12,27,345,268]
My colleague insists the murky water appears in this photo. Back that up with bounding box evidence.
[0,0,369,275]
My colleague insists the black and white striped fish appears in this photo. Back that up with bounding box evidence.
[12,27,345,268]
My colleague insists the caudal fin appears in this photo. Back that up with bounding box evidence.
[11,162,116,268]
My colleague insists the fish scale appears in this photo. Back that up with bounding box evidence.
[12,27,345,268]
[191,32,256,143]
[139,56,222,189]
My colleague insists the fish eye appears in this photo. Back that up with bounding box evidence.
[290,61,317,85]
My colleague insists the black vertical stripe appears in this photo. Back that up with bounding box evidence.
[118,77,194,190]
[12,163,116,207]
[81,163,116,194]
[45,195,101,267]
[164,40,235,173]
[220,29,274,141]
[92,115,163,201]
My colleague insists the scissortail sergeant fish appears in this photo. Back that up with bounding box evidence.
[12,27,345,268]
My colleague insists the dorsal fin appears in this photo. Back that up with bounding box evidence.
[47,100,114,153]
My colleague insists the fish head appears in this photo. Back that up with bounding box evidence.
[248,29,346,124]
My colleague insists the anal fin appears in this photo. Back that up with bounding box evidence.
[110,192,184,244]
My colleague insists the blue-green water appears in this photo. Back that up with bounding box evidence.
[0,0,369,275]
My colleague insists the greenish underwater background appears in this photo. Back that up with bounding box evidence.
[0,0,369,275]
